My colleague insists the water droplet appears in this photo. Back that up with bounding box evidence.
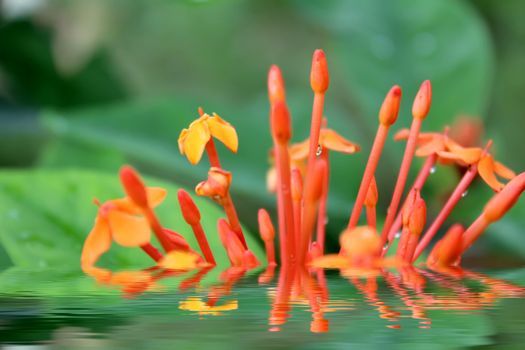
[461,190,468,198]
[395,232,401,239]
[324,217,329,225]
[316,145,322,156]
[430,166,437,174]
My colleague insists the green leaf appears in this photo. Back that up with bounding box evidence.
[0,169,264,270]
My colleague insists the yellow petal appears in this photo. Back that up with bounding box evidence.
[310,254,350,269]
[494,161,516,180]
[178,128,188,154]
[321,129,360,154]
[108,210,151,247]
[158,251,200,270]
[207,113,238,153]
[183,120,210,164]
[478,155,505,192]
[81,215,111,269]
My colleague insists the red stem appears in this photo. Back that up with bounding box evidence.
[145,209,176,253]
[366,205,377,229]
[140,243,163,262]
[347,124,390,230]
[316,150,330,252]
[191,222,216,265]
[460,216,489,254]
[205,138,222,168]
[381,118,423,245]
[412,165,478,260]
[265,240,277,266]
[275,142,296,264]
[222,192,248,249]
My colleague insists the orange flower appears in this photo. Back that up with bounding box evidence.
[267,128,359,192]
[178,113,238,165]
[80,187,166,270]
[394,129,449,158]
[438,141,515,191]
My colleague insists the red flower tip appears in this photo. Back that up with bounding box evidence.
[412,80,432,120]
[364,176,378,207]
[119,165,149,209]
[270,100,292,144]
[242,250,260,269]
[291,168,303,201]
[379,85,402,126]
[163,228,192,251]
[402,189,426,235]
[258,208,275,242]
[427,224,463,267]
[268,65,286,105]
[483,172,525,223]
[310,49,329,94]
[177,189,201,226]
[305,158,327,201]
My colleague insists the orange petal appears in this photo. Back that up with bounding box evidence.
[321,129,360,154]
[289,139,310,161]
[108,210,151,247]
[478,155,505,192]
[494,161,516,180]
[111,187,167,214]
[81,216,111,269]
[207,113,238,153]
[415,138,444,157]
[310,254,350,269]
[393,128,410,141]
[178,128,188,154]
[158,251,201,270]
[437,146,482,166]
[183,119,210,165]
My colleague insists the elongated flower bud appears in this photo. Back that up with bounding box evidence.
[268,65,286,105]
[427,224,463,267]
[258,208,275,242]
[379,85,402,126]
[402,189,426,236]
[304,158,327,202]
[364,176,378,207]
[270,100,292,143]
[178,189,201,226]
[310,49,329,94]
[163,228,191,251]
[119,165,149,209]
[483,172,525,223]
[412,80,432,120]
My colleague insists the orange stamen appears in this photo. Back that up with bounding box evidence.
[364,176,378,229]
[347,86,402,230]
[291,168,303,252]
[381,80,431,245]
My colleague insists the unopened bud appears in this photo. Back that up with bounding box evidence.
[340,226,381,257]
[258,208,275,242]
[427,224,463,267]
[119,165,149,209]
[310,49,329,94]
[195,167,232,200]
[177,190,201,226]
[379,85,402,126]
[268,65,286,105]
[483,172,525,223]
[412,80,432,120]
[364,176,378,207]
[402,190,426,236]
[270,100,292,143]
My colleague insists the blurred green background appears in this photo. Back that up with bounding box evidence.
[0,0,524,266]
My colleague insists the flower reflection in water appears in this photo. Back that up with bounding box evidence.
[84,265,524,333]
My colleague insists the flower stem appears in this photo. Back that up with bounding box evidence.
[222,192,248,249]
[412,165,478,260]
[144,209,177,253]
[205,138,222,168]
[381,117,423,245]
[347,124,390,229]
[190,222,216,265]
[140,243,163,262]
[316,150,330,252]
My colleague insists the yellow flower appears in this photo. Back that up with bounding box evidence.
[178,113,238,165]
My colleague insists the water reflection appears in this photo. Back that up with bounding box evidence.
[80,264,525,334]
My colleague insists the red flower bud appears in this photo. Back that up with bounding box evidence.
[268,65,286,105]
[412,80,432,120]
[310,49,329,93]
[119,165,149,209]
[304,158,327,202]
[483,172,525,223]
[291,168,303,201]
[258,208,275,242]
[379,85,402,126]
[177,189,201,226]
[402,189,426,236]
[163,228,191,251]
[270,100,292,143]
[427,224,463,267]
[195,167,232,200]
[364,176,378,207]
